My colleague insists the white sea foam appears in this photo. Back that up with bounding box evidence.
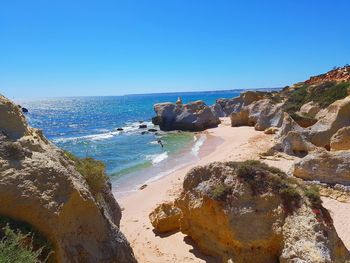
[146,152,169,165]
[52,121,156,143]
[191,134,206,156]
[53,131,120,143]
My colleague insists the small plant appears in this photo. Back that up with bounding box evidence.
[211,184,231,201]
[279,187,301,212]
[64,151,107,194]
[0,217,53,263]
[304,185,322,208]
[233,160,302,213]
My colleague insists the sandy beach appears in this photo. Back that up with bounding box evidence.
[117,118,281,262]
[116,118,350,262]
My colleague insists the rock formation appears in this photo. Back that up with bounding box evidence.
[307,96,350,149]
[271,94,350,156]
[149,202,181,233]
[305,65,350,85]
[297,101,321,119]
[230,98,284,131]
[211,91,268,117]
[0,95,136,263]
[152,100,220,131]
[294,150,350,185]
[330,126,350,150]
[152,161,350,263]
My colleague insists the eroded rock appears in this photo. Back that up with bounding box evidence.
[308,96,350,149]
[330,126,350,151]
[294,150,350,185]
[230,99,284,131]
[152,100,220,131]
[149,202,181,233]
[169,162,349,263]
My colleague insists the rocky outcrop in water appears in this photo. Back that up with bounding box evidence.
[152,100,220,131]
[0,95,136,263]
[152,161,350,262]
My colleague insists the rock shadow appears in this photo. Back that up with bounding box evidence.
[183,236,220,263]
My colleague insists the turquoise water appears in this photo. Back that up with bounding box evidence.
[17,89,272,194]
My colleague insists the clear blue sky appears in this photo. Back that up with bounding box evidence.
[1,0,349,99]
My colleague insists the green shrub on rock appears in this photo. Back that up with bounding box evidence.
[64,151,108,194]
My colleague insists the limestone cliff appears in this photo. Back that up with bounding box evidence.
[0,95,137,263]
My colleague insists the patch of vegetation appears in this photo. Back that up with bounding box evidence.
[311,81,349,108]
[282,85,309,114]
[288,112,317,128]
[282,81,350,117]
[304,185,322,208]
[0,217,53,263]
[211,184,231,201]
[64,151,107,194]
[233,160,301,213]
[265,92,283,104]
[0,141,29,160]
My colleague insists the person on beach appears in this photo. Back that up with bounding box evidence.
[157,139,164,148]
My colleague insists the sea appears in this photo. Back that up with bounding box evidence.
[17,89,275,196]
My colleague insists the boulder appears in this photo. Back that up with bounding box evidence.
[210,102,225,117]
[294,150,350,185]
[230,109,251,126]
[212,91,268,117]
[0,95,136,263]
[330,126,350,151]
[149,202,181,233]
[308,96,350,149]
[172,162,349,263]
[276,113,305,139]
[297,101,321,118]
[229,99,284,131]
[152,100,220,131]
[254,100,284,131]
[272,131,318,157]
[139,124,147,129]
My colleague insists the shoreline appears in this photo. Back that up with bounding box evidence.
[115,118,281,262]
[112,131,221,199]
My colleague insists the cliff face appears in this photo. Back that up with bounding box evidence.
[0,95,136,263]
[305,65,350,85]
[154,162,350,263]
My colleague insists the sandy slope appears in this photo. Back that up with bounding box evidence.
[115,118,348,262]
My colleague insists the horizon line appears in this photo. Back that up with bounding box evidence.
[11,86,282,101]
